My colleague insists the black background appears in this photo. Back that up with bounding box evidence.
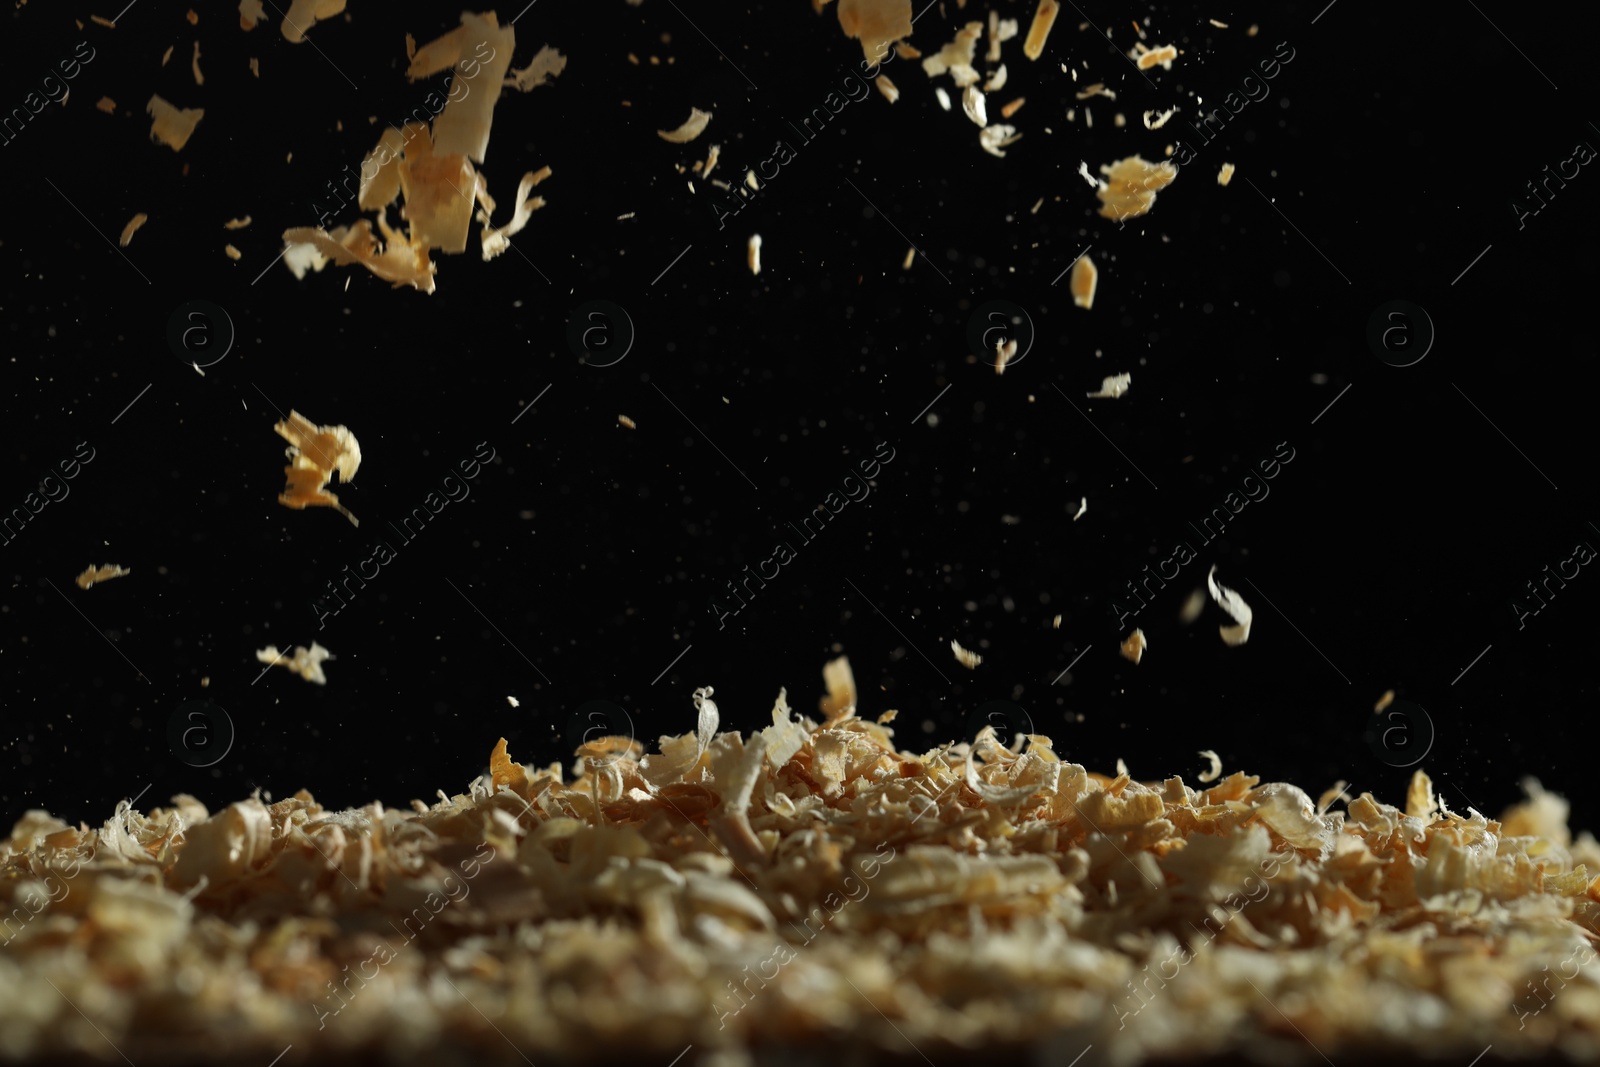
[2,1,1595,840]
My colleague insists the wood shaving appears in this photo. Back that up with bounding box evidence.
[1087,372,1130,398]
[922,21,983,86]
[984,64,1007,91]
[481,167,552,261]
[95,96,116,113]
[1206,564,1253,645]
[994,337,1017,374]
[658,107,713,143]
[272,410,362,527]
[238,0,267,30]
[191,40,203,85]
[1197,749,1223,782]
[747,233,762,275]
[875,73,899,102]
[503,45,566,92]
[979,124,1021,157]
[1179,587,1206,623]
[1072,497,1086,521]
[75,563,130,589]
[1120,628,1147,664]
[962,84,988,127]
[999,96,1025,119]
[950,639,982,669]
[1074,83,1114,101]
[1022,0,1059,60]
[902,245,915,270]
[118,213,148,247]
[3,658,1599,1064]
[145,94,204,152]
[1209,18,1229,27]
[934,86,951,111]
[1096,154,1178,220]
[1218,161,1236,186]
[224,244,242,260]
[819,655,856,720]
[161,44,173,66]
[834,0,912,63]
[618,415,637,430]
[254,641,333,684]
[280,0,344,43]
[987,11,1018,62]
[701,143,721,180]
[1070,254,1097,309]
[429,14,517,164]
[1374,689,1396,713]
[1144,106,1178,129]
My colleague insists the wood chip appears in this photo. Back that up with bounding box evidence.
[1022,0,1060,61]
[1096,155,1177,220]
[146,94,204,151]
[1070,254,1097,309]
[95,96,116,113]
[224,244,242,260]
[658,107,713,143]
[1120,628,1147,664]
[1217,162,1236,186]
[239,0,267,30]
[618,415,637,429]
[119,213,148,247]
[223,216,252,230]
[1206,565,1253,645]
[1136,44,1178,69]
[272,410,362,526]
[75,564,130,589]
[951,639,982,669]
[1086,373,1130,398]
[255,642,333,685]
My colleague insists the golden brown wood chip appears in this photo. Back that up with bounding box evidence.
[1096,154,1178,220]
[1070,254,1097,308]
[118,213,148,247]
[75,563,130,589]
[1022,0,1060,60]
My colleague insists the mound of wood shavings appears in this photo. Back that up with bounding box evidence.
[3,662,1599,1067]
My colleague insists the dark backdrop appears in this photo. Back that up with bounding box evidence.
[2,1,1596,839]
